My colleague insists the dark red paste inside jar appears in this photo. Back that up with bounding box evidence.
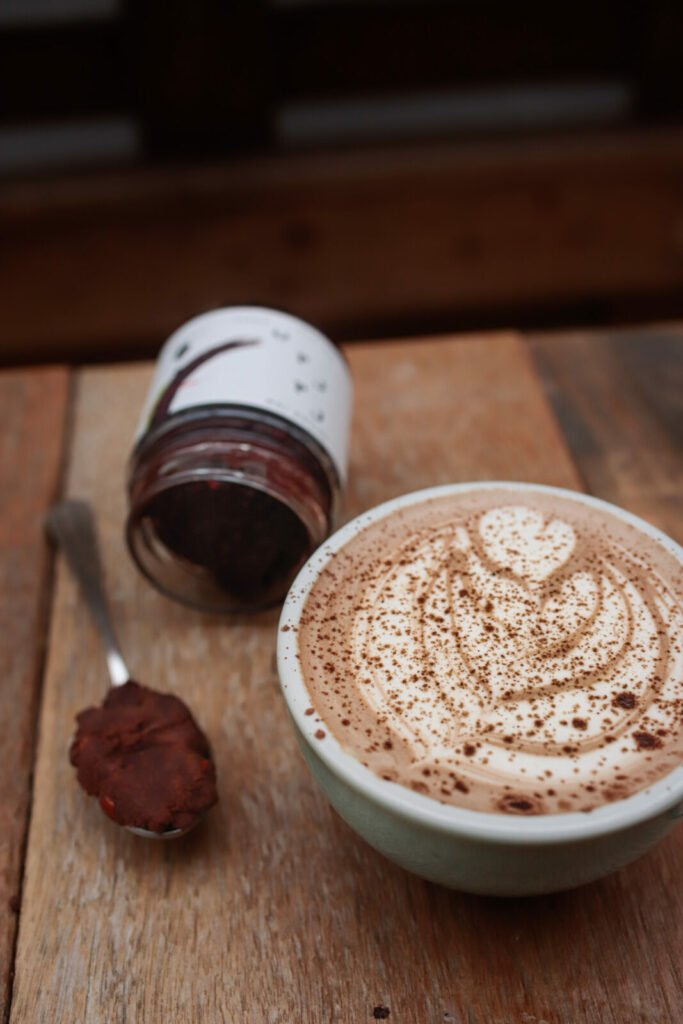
[146,479,311,605]
[128,410,336,611]
[69,681,218,834]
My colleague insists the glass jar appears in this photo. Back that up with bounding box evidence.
[126,307,352,612]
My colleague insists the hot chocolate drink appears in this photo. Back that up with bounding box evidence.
[296,486,683,815]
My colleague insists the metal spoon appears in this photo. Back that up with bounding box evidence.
[46,499,205,839]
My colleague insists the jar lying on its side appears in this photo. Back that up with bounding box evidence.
[126,307,353,613]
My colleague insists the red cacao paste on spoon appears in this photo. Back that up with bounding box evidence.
[69,680,218,834]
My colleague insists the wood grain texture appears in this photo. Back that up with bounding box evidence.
[0,368,70,1018]
[2,129,683,361]
[8,335,682,1023]
[527,323,683,543]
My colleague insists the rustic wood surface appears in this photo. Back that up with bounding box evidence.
[0,368,70,1015]
[529,323,683,544]
[4,331,682,1023]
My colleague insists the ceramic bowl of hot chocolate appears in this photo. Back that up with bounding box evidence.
[277,482,683,895]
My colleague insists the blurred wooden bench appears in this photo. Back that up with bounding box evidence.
[2,1,683,363]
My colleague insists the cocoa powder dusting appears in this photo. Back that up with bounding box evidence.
[297,487,683,816]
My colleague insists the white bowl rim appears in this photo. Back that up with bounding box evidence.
[277,481,683,845]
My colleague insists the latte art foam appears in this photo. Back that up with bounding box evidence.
[297,488,683,814]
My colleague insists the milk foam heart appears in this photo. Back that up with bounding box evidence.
[297,488,683,815]
[479,505,576,584]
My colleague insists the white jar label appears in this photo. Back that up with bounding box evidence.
[135,307,353,481]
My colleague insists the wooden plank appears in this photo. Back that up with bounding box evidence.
[0,368,70,1019]
[527,323,683,543]
[2,128,683,362]
[345,332,582,506]
[10,333,679,1023]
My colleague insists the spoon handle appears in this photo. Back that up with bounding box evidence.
[46,500,130,687]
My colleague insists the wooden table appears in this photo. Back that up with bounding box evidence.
[2,325,681,1023]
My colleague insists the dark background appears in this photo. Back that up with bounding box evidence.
[2,0,683,364]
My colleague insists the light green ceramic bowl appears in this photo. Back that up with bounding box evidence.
[277,483,683,895]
